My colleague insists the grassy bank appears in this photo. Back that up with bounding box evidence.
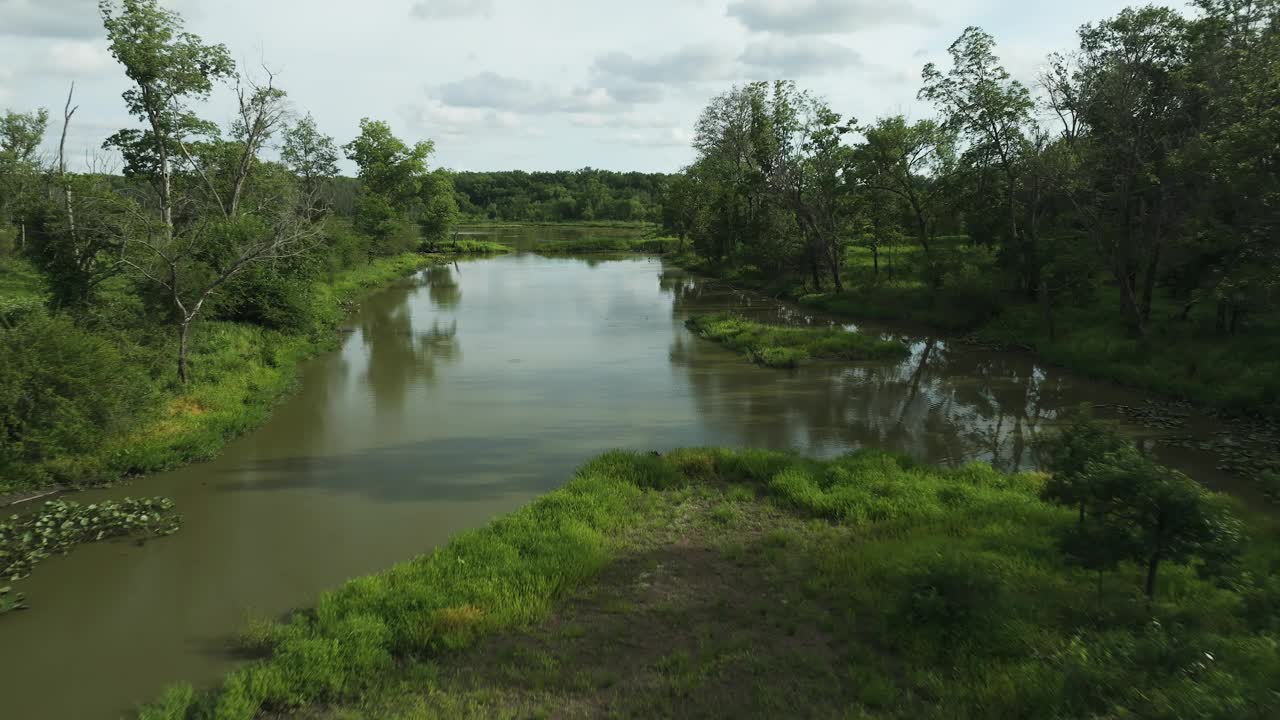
[0,251,440,496]
[424,239,511,255]
[687,313,909,368]
[140,448,1279,719]
[531,236,678,255]
[458,220,657,230]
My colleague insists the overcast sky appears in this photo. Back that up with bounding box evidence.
[1,0,1148,173]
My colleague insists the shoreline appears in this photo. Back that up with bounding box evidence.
[666,254,1278,421]
[0,250,486,506]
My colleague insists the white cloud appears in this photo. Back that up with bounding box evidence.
[432,73,630,117]
[45,40,113,75]
[410,0,495,20]
[727,0,940,35]
[0,0,102,38]
[569,112,676,129]
[400,99,522,138]
[613,128,692,148]
[740,37,863,77]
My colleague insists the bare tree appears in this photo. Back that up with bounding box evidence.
[121,198,322,382]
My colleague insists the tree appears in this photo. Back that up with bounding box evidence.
[851,116,956,257]
[344,118,435,252]
[659,172,704,252]
[418,170,459,247]
[28,85,131,308]
[1038,408,1130,522]
[1040,418,1243,599]
[0,108,50,251]
[921,27,1037,294]
[281,113,339,209]
[101,0,235,244]
[1071,7,1193,336]
[782,97,855,291]
[101,0,318,382]
[690,82,804,273]
[1083,447,1240,598]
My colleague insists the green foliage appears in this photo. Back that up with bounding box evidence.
[1040,416,1246,597]
[425,238,511,255]
[140,448,1280,719]
[453,169,666,224]
[661,3,1280,415]
[0,584,25,615]
[686,314,908,368]
[0,497,180,582]
[0,250,439,497]
[211,254,323,333]
[0,256,46,321]
[0,311,156,486]
[530,236,677,255]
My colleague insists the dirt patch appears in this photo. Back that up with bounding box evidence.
[373,494,857,719]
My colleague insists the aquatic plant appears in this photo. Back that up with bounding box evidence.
[1,497,182,583]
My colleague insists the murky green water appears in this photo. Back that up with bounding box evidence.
[0,237,1246,719]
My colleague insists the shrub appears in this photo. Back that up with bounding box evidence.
[0,311,156,487]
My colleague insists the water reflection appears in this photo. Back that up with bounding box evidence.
[359,281,460,419]
[661,267,1077,472]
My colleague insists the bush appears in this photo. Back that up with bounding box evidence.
[0,311,156,487]
[213,256,323,333]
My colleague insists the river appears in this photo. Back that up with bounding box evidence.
[0,232,1248,719]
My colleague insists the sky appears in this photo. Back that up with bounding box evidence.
[0,0,1150,173]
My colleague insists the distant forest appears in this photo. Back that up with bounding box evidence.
[450,170,668,223]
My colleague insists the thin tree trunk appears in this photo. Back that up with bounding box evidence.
[1039,279,1055,342]
[59,84,79,247]
[1140,243,1161,323]
[177,320,191,385]
[1145,551,1160,599]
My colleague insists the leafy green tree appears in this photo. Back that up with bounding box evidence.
[101,0,318,382]
[0,108,50,252]
[783,97,854,291]
[690,82,804,273]
[100,0,235,242]
[920,27,1037,294]
[281,113,340,209]
[851,116,956,257]
[659,172,704,252]
[1083,447,1241,598]
[1040,417,1244,599]
[418,170,460,247]
[1038,409,1130,522]
[1071,7,1192,336]
[344,118,437,252]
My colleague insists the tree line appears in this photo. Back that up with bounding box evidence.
[452,169,668,223]
[0,0,465,489]
[662,0,1279,346]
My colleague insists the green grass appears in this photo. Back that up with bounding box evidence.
[424,239,512,255]
[686,313,909,368]
[137,448,1280,719]
[0,252,440,496]
[0,256,46,321]
[458,220,658,230]
[531,236,678,255]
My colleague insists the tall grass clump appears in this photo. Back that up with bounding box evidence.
[686,314,908,368]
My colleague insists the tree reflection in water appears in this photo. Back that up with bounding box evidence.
[661,266,1073,472]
